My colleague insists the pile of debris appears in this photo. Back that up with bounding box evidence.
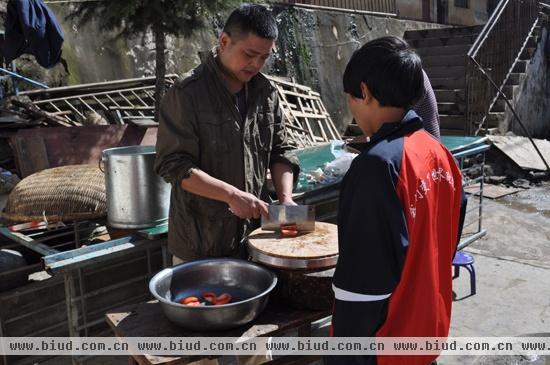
[0,95,73,129]
[0,74,342,195]
[460,134,550,199]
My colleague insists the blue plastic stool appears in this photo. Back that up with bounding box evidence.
[452,251,476,296]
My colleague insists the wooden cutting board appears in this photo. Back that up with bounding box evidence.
[247,222,338,259]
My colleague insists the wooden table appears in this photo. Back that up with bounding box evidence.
[106,298,331,365]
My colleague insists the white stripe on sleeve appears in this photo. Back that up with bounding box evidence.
[332,284,392,302]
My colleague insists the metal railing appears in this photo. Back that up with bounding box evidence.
[274,0,397,16]
[465,0,540,135]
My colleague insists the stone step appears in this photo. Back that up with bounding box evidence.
[470,126,500,136]
[500,85,516,99]
[408,34,477,49]
[490,99,507,113]
[434,89,466,103]
[505,73,522,86]
[486,112,505,127]
[525,35,538,49]
[437,102,465,114]
[421,54,466,67]
[429,77,465,89]
[416,44,471,57]
[404,25,482,40]
[519,47,536,60]
[425,65,465,78]
[512,60,528,73]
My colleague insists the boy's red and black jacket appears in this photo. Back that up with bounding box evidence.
[330,110,466,365]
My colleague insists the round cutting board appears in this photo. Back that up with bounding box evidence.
[247,222,338,270]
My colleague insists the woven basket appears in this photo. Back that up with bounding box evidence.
[1,164,106,222]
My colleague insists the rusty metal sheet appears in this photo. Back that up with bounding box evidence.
[489,135,550,171]
[11,124,157,177]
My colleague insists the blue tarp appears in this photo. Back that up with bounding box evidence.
[293,136,489,193]
[3,0,64,68]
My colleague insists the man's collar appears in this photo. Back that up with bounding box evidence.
[348,110,423,151]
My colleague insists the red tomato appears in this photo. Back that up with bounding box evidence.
[213,293,232,305]
[202,291,217,303]
[180,296,199,305]
[280,229,298,238]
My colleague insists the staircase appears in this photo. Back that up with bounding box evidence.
[404,25,540,136]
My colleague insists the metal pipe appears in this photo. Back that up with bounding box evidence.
[0,227,59,256]
[458,230,488,250]
[478,152,486,232]
[0,67,49,89]
[20,74,178,96]
[468,0,510,58]
[70,273,152,302]
[77,268,89,337]
[0,263,41,278]
[469,56,550,172]
[3,300,67,324]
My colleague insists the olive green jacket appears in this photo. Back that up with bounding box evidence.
[154,51,299,260]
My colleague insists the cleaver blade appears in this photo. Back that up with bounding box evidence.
[261,205,315,232]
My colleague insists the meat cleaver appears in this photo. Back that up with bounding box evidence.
[261,205,316,232]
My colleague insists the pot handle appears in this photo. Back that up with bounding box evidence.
[98,157,105,173]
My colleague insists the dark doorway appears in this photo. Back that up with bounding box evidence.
[437,0,449,24]
[422,0,431,22]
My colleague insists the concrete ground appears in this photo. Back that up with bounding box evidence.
[440,182,550,365]
[6,182,549,365]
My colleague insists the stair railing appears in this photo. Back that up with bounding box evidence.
[465,0,540,135]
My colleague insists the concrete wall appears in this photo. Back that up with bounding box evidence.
[396,0,424,21]
[447,0,490,25]
[396,0,490,25]
[2,3,444,131]
[507,25,550,139]
[270,6,444,131]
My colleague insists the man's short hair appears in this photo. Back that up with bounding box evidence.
[343,36,423,109]
[223,4,278,41]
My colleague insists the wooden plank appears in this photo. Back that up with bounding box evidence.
[106,300,331,365]
[291,111,328,119]
[294,92,317,142]
[12,135,50,177]
[109,106,155,111]
[273,84,311,148]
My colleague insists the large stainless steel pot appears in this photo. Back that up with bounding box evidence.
[102,146,170,229]
[149,258,277,331]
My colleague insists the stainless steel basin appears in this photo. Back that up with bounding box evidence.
[149,258,277,331]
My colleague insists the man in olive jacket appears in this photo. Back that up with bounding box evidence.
[155,4,299,263]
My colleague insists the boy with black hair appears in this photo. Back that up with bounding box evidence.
[327,36,465,365]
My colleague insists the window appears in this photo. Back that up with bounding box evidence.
[455,0,469,8]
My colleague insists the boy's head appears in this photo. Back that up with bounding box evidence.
[218,4,278,83]
[343,36,423,135]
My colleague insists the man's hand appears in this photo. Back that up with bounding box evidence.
[227,189,269,219]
